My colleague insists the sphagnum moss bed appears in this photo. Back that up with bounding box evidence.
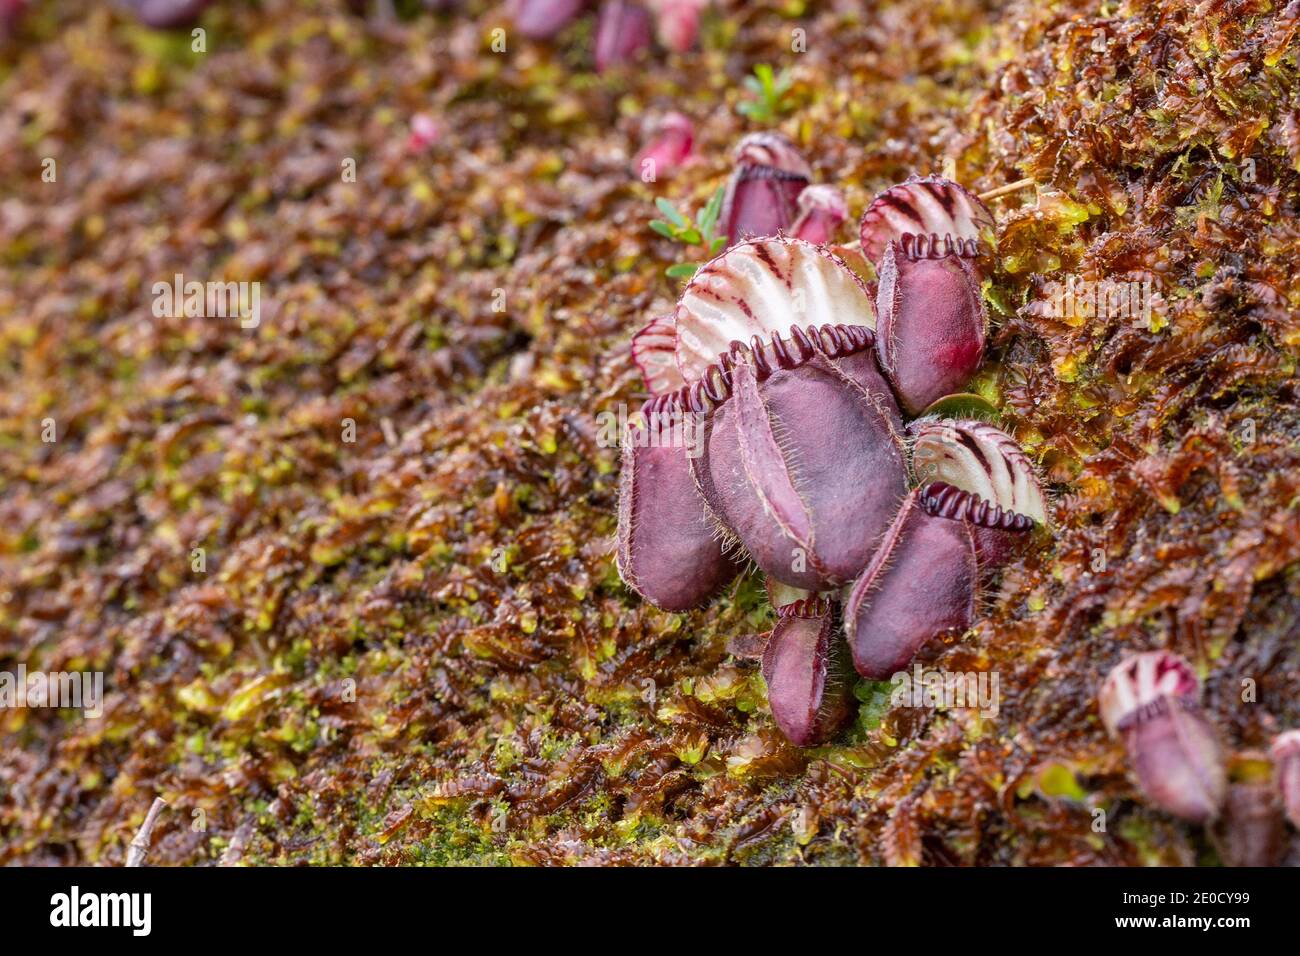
[0,0,1298,866]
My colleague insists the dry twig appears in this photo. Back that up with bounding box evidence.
[125,798,168,868]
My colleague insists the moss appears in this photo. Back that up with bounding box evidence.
[1,0,1298,867]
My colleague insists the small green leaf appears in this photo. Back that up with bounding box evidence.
[666,262,700,279]
[1033,763,1088,802]
[655,197,687,228]
[697,185,725,238]
[919,393,1001,421]
[648,220,678,240]
[981,278,1013,316]
[678,227,702,245]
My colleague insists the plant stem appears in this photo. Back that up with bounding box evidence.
[126,797,168,867]
[978,178,1036,201]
